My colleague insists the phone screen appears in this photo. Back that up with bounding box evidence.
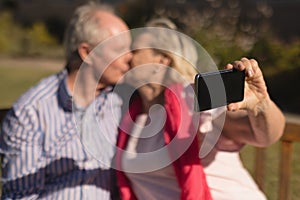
[194,69,245,111]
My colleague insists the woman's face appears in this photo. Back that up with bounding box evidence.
[125,33,169,87]
[130,33,162,67]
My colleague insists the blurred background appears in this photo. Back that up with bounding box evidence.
[0,0,299,112]
[0,0,299,199]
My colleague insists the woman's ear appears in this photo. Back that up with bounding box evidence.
[78,42,92,64]
[159,54,171,66]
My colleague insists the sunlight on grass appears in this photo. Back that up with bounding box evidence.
[241,142,300,200]
[0,59,62,108]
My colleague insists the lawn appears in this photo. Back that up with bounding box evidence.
[0,58,299,200]
[0,57,63,108]
[241,143,300,200]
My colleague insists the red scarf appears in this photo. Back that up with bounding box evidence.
[116,84,212,200]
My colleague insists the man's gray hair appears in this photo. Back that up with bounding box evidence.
[64,2,114,60]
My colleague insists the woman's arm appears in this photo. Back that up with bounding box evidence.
[221,58,285,147]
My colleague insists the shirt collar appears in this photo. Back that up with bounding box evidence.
[58,71,73,112]
[58,71,114,112]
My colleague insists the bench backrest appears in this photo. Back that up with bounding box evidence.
[0,109,8,123]
[253,113,300,200]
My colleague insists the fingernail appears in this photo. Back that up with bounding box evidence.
[248,69,254,77]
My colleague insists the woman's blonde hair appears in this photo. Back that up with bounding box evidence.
[145,18,198,83]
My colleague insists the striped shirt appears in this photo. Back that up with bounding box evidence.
[0,70,123,199]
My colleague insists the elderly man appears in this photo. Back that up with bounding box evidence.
[0,2,132,199]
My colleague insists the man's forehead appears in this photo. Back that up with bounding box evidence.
[104,31,132,48]
[94,11,129,34]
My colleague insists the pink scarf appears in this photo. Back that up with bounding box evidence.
[116,84,212,200]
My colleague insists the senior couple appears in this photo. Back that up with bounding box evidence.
[0,2,285,200]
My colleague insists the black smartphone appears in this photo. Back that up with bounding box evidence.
[194,68,245,112]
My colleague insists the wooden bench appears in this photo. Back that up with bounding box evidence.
[254,113,300,200]
[0,108,299,199]
[0,109,8,123]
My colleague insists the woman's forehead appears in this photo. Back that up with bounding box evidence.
[132,33,155,50]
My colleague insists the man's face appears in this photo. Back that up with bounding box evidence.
[86,12,132,89]
[94,32,132,87]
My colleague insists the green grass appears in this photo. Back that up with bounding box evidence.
[241,142,300,200]
[1,58,300,199]
[0,58,62,108]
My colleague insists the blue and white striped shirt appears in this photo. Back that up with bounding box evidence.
[0,70,123,199]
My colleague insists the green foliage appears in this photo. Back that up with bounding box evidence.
[136,0,299,75]
[193,30,247,68]
[0,11,61,58]
[193,28,300,76]
[249,36,300,75]
[0,11,24,55]
[24,22,59,56]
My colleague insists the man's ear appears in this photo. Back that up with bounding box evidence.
[78,42,92,64]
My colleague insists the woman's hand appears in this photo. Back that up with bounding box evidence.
[225,57,269,112]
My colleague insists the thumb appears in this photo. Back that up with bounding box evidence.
[227,101,244,111]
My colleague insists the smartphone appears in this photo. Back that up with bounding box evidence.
[194,68,245,112]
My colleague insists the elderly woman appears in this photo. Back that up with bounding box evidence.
[115,18,285,200]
